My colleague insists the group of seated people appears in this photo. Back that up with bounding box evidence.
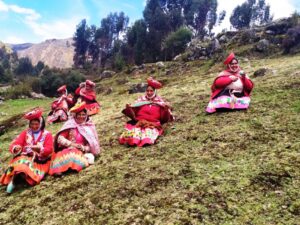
[0,53,253,193]
[47,79,101,124]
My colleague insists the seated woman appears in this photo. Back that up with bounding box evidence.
[119,77,174,147]
[49,102,100,176]
[47,85,73,124]
[0,108,53,193]
[206,52,254,113]
[73,80,100,116]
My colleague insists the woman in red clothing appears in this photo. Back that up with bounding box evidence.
[206,52,254,113]
[0,108,53,193]
[73,80,100,116]
[119,77,174,147]
[49,102,100,176]
[47,85,73,124]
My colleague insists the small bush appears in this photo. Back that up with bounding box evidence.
[40,68,85,97]
[113,53,126,71]
[163,27,193,60]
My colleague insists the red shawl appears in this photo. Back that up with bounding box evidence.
[122,95,174,124]
[210,69,254,99]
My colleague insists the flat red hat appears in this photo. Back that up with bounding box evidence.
[23,108,43,120]
[224,52,236,65]
[147,77,162,89]
[57,85,67,93]
[85,80,95,87]
[70,102,87,113]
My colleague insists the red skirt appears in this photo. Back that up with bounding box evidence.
[0,155,50,186]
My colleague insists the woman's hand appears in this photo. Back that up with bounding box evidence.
[30,145,41,153]
[229,75,238,82]
[71,143,84,151]
[13,145,22,154]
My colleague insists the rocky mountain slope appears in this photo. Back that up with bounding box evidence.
[16,38,74,69]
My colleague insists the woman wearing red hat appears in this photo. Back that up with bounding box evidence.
[49,102,100,176]
[47,85,73,124]
[0,108,53,193]
[119,77,174,147]
[206,53,254,113]
[73,80,100,116]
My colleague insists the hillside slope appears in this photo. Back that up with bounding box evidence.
[16,38,74,69]
[0,54,299,224]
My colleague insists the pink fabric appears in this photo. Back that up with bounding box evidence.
[47,109,68,123]
[119,123,163,147]
[55,117,100,156]
[51,95,70,111]
[74,128,85,144]
[135,104,161,123]
[75,87,96,102]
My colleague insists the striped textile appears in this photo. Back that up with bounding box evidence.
[0,155,50,186]
[49,148,89,175]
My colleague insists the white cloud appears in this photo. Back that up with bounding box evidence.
[2,35,26,44]
[0,1,41,20]
[265,0,295,19]
[0,0,88,43]
[24,17,85,40]
[122,3,136,10]
[0,0,8,11]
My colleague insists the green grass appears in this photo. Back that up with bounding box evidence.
[0,54,299,224]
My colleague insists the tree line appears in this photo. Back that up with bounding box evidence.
[73,0,272,69]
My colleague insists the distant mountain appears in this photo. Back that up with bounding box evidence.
[16,38,74,69]
[9,43,33,52]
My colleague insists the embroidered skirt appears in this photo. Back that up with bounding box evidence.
[0,155,50,186]
[206,95,251,113]
[49,148,89,175]
[119,123,163,147]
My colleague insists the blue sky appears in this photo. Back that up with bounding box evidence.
[0,0,299,44]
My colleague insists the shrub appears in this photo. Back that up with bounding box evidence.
[14,57,34,76]
[282,25,300,53]
[0,65,13,83]
[40,68,85,97]
[113,53,126,71]
[163,27,193,60]
[3,82,32,99]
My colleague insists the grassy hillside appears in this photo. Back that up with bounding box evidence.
[0,53,299,225]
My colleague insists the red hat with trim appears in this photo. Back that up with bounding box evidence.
[23,108,43,120]
[85,80,95,87]
[57,85,67,93]
[224,52,236,65]
[70,102,87,113]
[147,77,162,89]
